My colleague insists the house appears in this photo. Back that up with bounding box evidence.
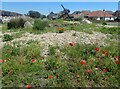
[70,11,81,18]
[72,11,81,15]
[113,10,120,21]
[87,10,114,21]
[47,9,71,20]
[80,10,91,18]
[105,11,114,15]
[47,12,58,20]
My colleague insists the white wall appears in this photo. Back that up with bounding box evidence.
[97,17,100,20]
[96,17,114,21]
[105,17,114,21]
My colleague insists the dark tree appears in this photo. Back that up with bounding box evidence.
[41,15,46,19]
[28,10,41,18]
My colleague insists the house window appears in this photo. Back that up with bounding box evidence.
[100,17,103,20]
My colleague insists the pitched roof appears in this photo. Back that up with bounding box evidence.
[81,11,91,16]
[72,11,81,14]
[87,10,113,17]
[70,11,91,18]
[113,10,120,17]
[105,11,114,15]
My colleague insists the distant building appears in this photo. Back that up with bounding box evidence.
[72,11,81,14]
[105,11,114,15]
[87,10,114,21]
[113,10,120,21]
[71,10,90,18]
[47,12,58,20]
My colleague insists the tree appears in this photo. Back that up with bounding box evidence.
[28,10,41,18]
[41,15,46,19]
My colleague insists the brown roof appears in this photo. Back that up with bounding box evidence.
[70,11,91,18]
[70,14,81,18]
[87,10,113,17]
[81,11,91,15]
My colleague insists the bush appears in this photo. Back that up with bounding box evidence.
[7,18,25,29]
[3,34,13,42]
[28,10,41,18]
[33,19,48,30]
[102,22,107,25]
[73,17,82,21]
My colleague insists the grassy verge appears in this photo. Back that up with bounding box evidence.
[1,42,119,87]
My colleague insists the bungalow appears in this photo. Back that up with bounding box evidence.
[47,12,58,20]
[71,10,91,19]
[87,10,114,21]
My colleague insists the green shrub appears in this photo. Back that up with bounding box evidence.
[3,34,13,42]
[33,19,48,30]
[73,17,82,21]
[7,18,25,29]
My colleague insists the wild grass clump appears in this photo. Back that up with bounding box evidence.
[3,34,13,42]
[96,27,118,34]
[102,22,107,25]
[33,19,48,31]
[7,18,25,29]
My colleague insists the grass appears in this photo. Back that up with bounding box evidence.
[1,19,120,87]
[2,21,119,36]
[1,41,119,87]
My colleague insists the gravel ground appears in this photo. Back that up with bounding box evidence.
[2,30,110,47]
[0,30,115,58]
[6,31,107,46]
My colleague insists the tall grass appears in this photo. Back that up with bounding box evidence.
[2,42,119,87]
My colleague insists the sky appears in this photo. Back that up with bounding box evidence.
[1,0,120,2]
[1,2,119,15]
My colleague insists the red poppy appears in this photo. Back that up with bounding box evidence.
[103,68,107,73]
[115,60,119,65]
[80,61,85,65]
[95,47,99,51]
[69,42,74,46]
[86,69,90,73]
[114,56,118,60]
[31,59,35,62]
[48,75,53,79]
[0,60,4,63]
[25,85,31,89]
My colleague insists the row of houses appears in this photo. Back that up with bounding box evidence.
[47,10,120,21]
[0,10,120,23]
[71,10,114,21]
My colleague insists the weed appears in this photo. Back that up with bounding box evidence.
[3,34,13,42]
